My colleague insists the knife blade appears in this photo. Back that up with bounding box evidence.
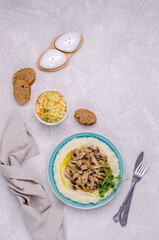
[133,151,144,174]
[113,151,144,223]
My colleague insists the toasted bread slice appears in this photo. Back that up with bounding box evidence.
[13,78,31,104]
[74,109,96,125]
[13,68,36,86]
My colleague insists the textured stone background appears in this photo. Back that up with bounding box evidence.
[0,0,159,239]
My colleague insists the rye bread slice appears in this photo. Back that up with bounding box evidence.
[74,109,96,125]
[13,78,31,105]
[13,68,36,86]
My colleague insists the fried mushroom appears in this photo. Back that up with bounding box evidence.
[90,152,100,168]
[81,163,88,171]
[63,146,112,193]
[73,173,80,181]
[72,150,80,160]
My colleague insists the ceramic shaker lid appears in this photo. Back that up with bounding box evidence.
[55,32,81,53]
[40,49,67,69]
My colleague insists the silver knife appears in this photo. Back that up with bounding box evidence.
[113,152,144,223]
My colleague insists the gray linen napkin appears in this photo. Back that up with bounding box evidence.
[0,117,65,240]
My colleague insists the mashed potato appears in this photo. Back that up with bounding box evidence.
[54,137,119,204]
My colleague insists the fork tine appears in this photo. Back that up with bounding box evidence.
[141,164,148,175]
[136,161,144,172]
[139,162,147,173]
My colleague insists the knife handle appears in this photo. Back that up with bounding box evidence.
[113,205,124,222]
[120,186,135,227]
[113,183,135,223]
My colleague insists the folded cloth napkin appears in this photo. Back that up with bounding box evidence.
[0,117,65,240]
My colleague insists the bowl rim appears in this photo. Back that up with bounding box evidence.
[33,89,68,126]
[47,132,124,209]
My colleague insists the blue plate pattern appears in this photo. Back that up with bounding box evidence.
[48,132,124,209]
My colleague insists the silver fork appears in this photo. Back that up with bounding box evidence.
[113,161,148,226]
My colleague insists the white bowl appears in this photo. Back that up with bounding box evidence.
[33,90,68,126]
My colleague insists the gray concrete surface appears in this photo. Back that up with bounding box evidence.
[0,0,158,239]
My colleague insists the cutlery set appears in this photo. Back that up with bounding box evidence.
[113,152,148,226]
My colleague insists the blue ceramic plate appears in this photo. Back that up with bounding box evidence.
[48,132,124,209]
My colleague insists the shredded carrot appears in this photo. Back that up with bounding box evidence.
[52,99,61,106]
[38,98,48,114]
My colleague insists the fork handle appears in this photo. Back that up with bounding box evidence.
[113,183,135,223]
[120,186,135,227]
[113,190,133,223]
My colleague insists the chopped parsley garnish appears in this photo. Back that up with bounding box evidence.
[115,175,121,180]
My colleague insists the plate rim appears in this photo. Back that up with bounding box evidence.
[47,132,124,209]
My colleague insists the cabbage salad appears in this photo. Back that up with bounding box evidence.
[35,91,67,123]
